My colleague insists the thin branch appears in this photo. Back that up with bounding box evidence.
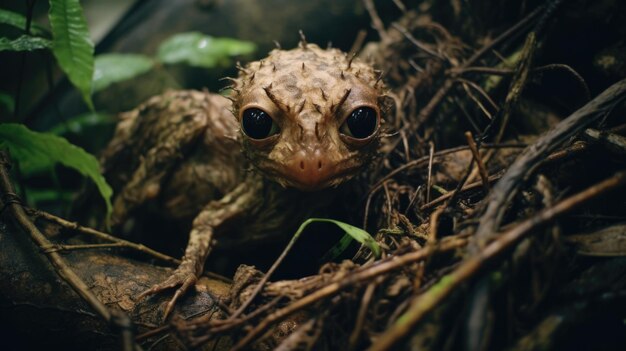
[391,0,406,12]
[454,64,591,102]
[369,144,526,195]
[220,217,334,324]
[33,210,232,283]
[34,210,179,264]
[391,23,445,61]
[456,77,499,111]
[348,282,377,351]
[413,4,545,129]
[465,131,491,193]
[230,235,469,351]
[41,242,127,253]
[474,77,626,248]
[426,142,435,203]
[370,171,626,351]
[459,80,494,120]
[421,174,501,211]
[363,0,389,42]
[584,128,626,155]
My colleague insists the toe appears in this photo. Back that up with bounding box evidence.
[162,275,197,319]
[138,279,175,299]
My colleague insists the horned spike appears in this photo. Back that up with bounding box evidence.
[218,85,234,92]
[224,134,238,142]
[218,94,236,103]
[320,88,328,101]
[249,72,255,82]
[302,62,306,71]
[332,88,352,113]
[273,64,277,72]
[298,29,308,49]
[297,99,306,113]
[313,103,322,113]
[298,124,305,141]
[340,70,345,80]
[236,61,248,73]
[347,52,356,69]
[273,40,282,49]
[263,84,289,112]
[219,76,238,83]
[355,69,361,77]
[374,70,386,87]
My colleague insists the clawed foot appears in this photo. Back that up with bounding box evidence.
[138,265,198,320]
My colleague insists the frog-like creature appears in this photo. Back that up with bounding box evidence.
[101,39,393,317]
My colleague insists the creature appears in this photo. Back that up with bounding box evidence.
[101,38,394,317]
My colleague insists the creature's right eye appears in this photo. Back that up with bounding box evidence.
[241,108,279,140]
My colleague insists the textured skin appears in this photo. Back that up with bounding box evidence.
[231,43,387,189]
[101,42,392,318]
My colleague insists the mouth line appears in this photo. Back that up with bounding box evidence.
[256,165,361,191]
[262,163,362,190]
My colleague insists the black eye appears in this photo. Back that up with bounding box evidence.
[341,107,378,139]
[242,108,279,140]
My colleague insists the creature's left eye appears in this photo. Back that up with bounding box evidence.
[242,108,279,140]
[340,106,378,139]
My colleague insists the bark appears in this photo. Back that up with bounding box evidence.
[0,218,232,351]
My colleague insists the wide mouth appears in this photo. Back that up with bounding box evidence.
[262,162,362,191]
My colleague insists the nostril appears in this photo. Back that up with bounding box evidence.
[300,160,305,170]
[317,160,322,170]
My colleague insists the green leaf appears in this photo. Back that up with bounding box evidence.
[0,9,49,36]
[0,35,51,52]
[48,0,95,110]
[320,233,355,262]
[48,112,113,135]
[93,54,154,93]
[0,92,14,113]
[157,32,256,68]
[24,187,74,207]
[293,218,381,259]
[0,123,112,218]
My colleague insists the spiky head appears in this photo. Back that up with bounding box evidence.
[228,43,393,191]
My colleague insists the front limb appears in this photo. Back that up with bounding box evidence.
[138,175,263,319]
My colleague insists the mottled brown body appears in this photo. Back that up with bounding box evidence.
[101,42,392,317]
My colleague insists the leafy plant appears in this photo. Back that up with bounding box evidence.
[0,92,14,114]
[48,0,95,110]
[0,123,113,217]
[0,0,109,215]
[157,32,256,68]
[294,218,381,259]
[0,0,256,223]
[0,8,49,36]
[48,112,113,135]
[91,32,256,92]
[0,35,51,52]
[92,54,154,93]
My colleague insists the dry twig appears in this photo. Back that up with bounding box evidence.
[370,171,626,351]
